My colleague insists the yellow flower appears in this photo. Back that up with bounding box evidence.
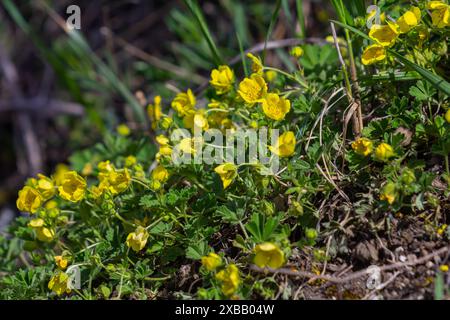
[215,264,240,297]
[270,131,296,157]
[264,70,277,82]
[156,134,169,146]
[48,271,71,296]
[374,142,395,162]
[90,183,107,199]
[16,186,42,213]
[124,155,137,167]
[254,242,285,269]
[210,65,235,95]
[397,7,421,33]
[380,182,397,204]
[107,169,131,195]
[366,9,386,24]
[437,224,448,236]
[81,163,93,176]
[183,110,209,131]
[361,44,386,65]
[151,165,169,182]
[290,46,304,58]
[369,22,399,47]
[445,109,450,123]
[98,160,114,172]
[28,218,55,242]
[36,174,56,200]
[52,164,70,185]
[246,53,263,74]
[147,95,162,129]
[214,163,237,189]
[116,124,131,136]
[172,89,196,117]
[201,252,222,271]
[351,138,373,156]
[58,171,87,202]
[178,138,197,155]
[428,1,450,28]
[160,116,173,129]
[238,74,267,105]
[55,255,68,270]
[28,218,44,228]
[262,93,291,121]
[440,264,449,272]
[126,226,149,252]
[157,145,173,158]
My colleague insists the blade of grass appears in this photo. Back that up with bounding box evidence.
[295,0,306,38]
[40,1,146,124]
[183,0,223,65]
[262,0,282,64]
[236,32,249,77]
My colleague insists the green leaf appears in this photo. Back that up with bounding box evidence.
[183,0,223,65]
[186,241,208,260]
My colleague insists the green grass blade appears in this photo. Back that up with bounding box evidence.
[262,0,282,64]
[235,32,248,77]
[295,0,306,38]
[390,52,450,97]
[183,0,223,65]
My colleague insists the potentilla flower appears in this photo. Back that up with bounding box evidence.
[238,74,267,105]
[48,271,71,296]
[246,53,263,74]
[126,226,149,252]
[361,44,387,65]
[34,174,55,201]
[428,1,450,28]
[380,181,397,204]
[445,109,450,123]
[16,186,42,213]
[107,169,131,195]
[374,142,395,162]
[151,165,169,182]
[369,22,399,47]
[214,163,237,189]
[124,155,137,167]
[183,109,209,131]
[171,89,196,117]
[156,134,170,146]
[264,70,277,82]
[215,264,241,297]
[201,252,222,271]
[254,242,285,269]
[396,7,421,33]
[261,93,291,121]
[210,65,235,95]
[160,116,173,129]
[351,137,373,156]
[28,218,55,242]
[116,124,131,136]
[55,255,68,270]
[58,171,87,202]
[98,160,114,173]
[52,163,70,186]
[366,9,386,24]
[147,95,162,130]
[290,46,304,58]
[270,131,296,157]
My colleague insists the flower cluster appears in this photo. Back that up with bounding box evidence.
[362,1,449,65]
